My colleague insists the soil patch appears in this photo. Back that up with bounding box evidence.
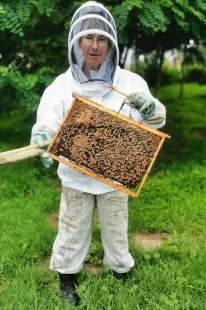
[193,129,206,138]
[86,264,99,275]
[48,211,59,227]
[42,257,50,267]
[134,232,168,250]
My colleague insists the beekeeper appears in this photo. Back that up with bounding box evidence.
[31,1,166,306]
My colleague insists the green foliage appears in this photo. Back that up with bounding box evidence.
[0,109,34,147]
[134,43,206,87]
[108,5,130,44]
[122,0,143,11]
[0,0,206,111]
[138,2,169,33]
[121,0,206,37]
[0,3,25,36]
[0,1,75,112]
[0,66,55,111]
[0,1,57,36]
[140,60,180,87]
[185,64,206,83]
[0,66,8,77]
[160,65,180,85]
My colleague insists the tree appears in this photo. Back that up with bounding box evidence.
[0,0,87,111]
[108,0,206,94]
[0,0,206,111]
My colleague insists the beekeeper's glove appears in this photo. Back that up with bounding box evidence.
[30,132,53,168]
[128,92,156,119]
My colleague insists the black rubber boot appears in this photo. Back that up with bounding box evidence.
[58,273,80,306]
[112,271,130,282]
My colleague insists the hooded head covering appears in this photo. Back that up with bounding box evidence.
[68,1,119,88]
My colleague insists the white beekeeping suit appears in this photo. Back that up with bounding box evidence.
[31,1,166,305]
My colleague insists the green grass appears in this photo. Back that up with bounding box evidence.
[0,83,206,309]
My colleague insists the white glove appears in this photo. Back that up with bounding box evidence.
[128,92,156,119]
[30,132,53,168]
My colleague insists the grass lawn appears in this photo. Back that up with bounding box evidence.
[0,83,206,309]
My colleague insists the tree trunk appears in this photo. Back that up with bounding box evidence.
[119,45,129,69]
[122,46,129,69]
[154,48,165,97]
[179,49,185,99]
[179,62,184,98]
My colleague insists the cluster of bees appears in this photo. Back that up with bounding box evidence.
[50,100,160,189]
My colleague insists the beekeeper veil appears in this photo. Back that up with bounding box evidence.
[68,1,119,88]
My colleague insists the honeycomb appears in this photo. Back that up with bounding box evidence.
[49,99,162,189]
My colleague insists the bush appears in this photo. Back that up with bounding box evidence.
[160,65,180,86]
[0,66,56,114]
[132,60,180,87]
[133,59,206,87]
[184,65,206,84]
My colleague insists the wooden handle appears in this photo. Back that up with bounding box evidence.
[0,140,51,165]
[73,88,129,99]
[111,87,129,98]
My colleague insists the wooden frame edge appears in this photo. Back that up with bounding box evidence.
[47,97,77,154]
[47,94,170,198]
[48,153,138,197]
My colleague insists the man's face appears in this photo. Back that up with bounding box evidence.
[80,34,109,69]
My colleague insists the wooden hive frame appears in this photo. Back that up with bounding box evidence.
[47,93,170,198]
